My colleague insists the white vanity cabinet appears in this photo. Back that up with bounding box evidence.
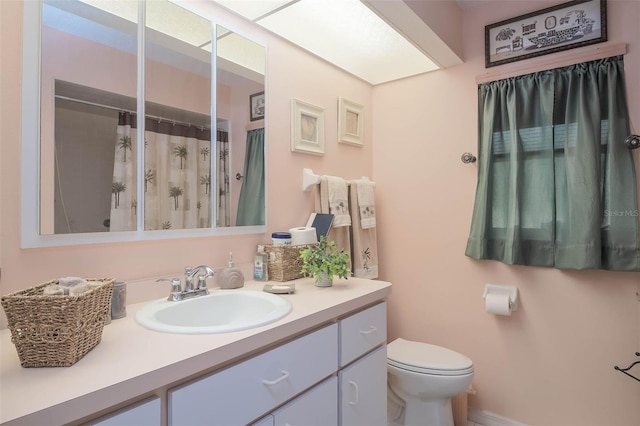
[0,278,392,426]
[168,323,338,425]
[168,302,388,426]
[86,397,161,426]
[338,302,388,426]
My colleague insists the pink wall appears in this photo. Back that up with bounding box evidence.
[373,0,640,424]
[2,0,639,424]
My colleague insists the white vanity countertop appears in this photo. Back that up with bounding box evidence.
[0,277,391,425]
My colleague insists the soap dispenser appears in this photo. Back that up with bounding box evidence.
[220,252,245,289]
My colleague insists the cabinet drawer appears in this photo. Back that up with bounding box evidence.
[339,302,386,367]
[273,376,338,426]
[169,323,338,426]
[88,397,161,426]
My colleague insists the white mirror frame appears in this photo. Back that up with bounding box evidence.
[20,0,267,248]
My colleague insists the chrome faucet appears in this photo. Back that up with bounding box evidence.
[157,265,215,302]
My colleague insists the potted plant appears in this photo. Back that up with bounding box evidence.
[299,236,352,287]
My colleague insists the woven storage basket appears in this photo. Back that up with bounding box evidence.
[264,244,315,282]
[1,278,114,368]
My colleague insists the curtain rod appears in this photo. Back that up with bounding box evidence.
[54,95,211,131]
[476,42,627,85]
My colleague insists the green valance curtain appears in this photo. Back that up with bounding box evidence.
[466,56,640,271]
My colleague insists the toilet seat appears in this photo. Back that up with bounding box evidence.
[387,338,474,376]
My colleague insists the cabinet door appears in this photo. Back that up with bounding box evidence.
[273,376,338,426]
[88,397,161,426]
[169,324,338,426]
[339,346,387,426]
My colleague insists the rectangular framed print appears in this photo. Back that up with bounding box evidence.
[338,97,364,147]
[485,0,607,68]
[291,99,325,156]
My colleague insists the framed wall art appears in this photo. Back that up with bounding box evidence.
[291,99,325,156]
[485,0,607,68]
[338,97,364,147]
[250,91,265,121]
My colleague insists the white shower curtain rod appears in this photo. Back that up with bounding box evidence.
[54,95,211,131]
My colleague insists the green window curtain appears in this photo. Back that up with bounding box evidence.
[236,128,265,226]
[466,56,640,271]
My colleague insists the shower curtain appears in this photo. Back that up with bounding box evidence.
[109,113,212,231]
[236,128,265,226]
[109,112,137,231]
[216,130,230,227]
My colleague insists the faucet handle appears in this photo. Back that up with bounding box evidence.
[156,278,183,301]
[196,275,210,293]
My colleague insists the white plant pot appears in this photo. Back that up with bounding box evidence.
[315,273,333,287]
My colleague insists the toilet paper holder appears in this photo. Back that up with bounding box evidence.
[483,284,518,312]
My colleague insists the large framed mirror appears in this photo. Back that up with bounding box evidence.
[21,0,267,247]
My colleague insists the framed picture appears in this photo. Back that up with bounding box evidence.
[291,99,325,156]
[250,91,265,121]
[338,98,364,147]
[485,0,607,68]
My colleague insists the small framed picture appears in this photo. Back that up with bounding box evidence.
[291,99,325,156]
[250,91,265,121]
[338,98,364,147]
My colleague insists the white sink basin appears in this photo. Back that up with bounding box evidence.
[135,290,292,334]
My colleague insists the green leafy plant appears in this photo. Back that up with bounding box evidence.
[299,236,351,284]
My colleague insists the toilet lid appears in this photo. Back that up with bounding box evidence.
[387,338,474,376]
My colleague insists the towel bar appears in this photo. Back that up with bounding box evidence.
[302,168,374,192]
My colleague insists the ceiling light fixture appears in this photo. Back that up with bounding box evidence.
[214,0,441,85]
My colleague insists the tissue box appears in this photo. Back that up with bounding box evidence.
[0,278,114,367]
[264,244,314,282]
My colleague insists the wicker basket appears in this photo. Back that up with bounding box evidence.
[264,244,315,282]
[1,278,114,368]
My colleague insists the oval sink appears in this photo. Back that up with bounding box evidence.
[135,290,292,334]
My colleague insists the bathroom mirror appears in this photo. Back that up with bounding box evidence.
[42,0,138,235]
[21,0,267,247]
[141,0,213,231]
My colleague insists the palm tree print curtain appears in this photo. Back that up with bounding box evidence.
[143,119,211,230]
[109,113,212,231]
[216,130,230,227]
[109,112,137,231]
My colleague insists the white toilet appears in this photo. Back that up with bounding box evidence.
[387,338,474,426]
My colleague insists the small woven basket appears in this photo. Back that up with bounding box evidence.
[264,244,315,282]
[1,278,114,368]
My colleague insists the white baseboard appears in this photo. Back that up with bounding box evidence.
[468,407,529,426]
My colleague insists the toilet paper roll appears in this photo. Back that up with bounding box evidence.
[485,293,512,316]
[289,227,318,246]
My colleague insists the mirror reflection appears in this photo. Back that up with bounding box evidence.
[43,0,138,234]
[141,1,212,231]
[40,0,266,237]
[216,25,266,227]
